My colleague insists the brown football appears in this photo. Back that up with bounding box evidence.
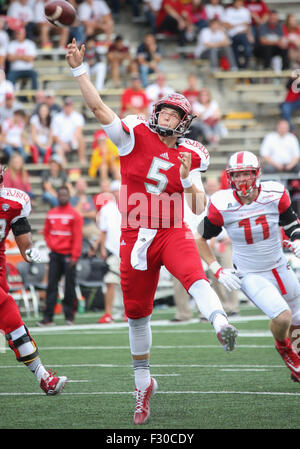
[44,0,76,27]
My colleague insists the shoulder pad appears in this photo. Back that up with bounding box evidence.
[2,188,31,208]
[121,114,146,132]
[2,188,31,220]
[260,180,285,194]
[210,189,236,211]
[179,138,210,172]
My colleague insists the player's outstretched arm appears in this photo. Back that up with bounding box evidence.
[197,236,217,267]
[66,38,115,125]
[15,233,41,263]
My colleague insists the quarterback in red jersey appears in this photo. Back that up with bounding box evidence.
[66,38,238,425]
[0,165,67,395]
[198,151,300,383]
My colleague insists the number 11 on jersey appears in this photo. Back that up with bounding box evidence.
[239,214,270,244]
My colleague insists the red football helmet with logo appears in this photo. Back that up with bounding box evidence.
[226,151,261,197]
[149,93,195,137]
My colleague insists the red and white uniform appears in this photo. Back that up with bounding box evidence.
[118,115,209,229]
[208,181,289,274]
[207,181,300,320]
[0,188,31,333]
[102,114,209,318]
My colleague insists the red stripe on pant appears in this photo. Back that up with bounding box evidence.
[272,268,287,295]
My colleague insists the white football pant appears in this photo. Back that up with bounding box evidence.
[241,262,300,324]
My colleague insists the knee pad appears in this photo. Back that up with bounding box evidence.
[6,326,39,364]
[128,315,152,356]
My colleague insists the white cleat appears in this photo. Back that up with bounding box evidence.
[217,324,238,352]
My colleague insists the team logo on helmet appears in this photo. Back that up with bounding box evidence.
[226,151,261,197]
[2,204,9,211]
[149,93,196,137]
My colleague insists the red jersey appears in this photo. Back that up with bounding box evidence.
[181,89,201,106]
[0,187,31,255]
[120,89,149,116]
[119,115,210,229]
[245,1,269,25]
[156,0,186,28]
[43,203,83,261]
[0,187,31,290]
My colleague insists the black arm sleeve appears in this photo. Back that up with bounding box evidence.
[279,205,300,241]
[198,216,223,240]
[11,217,32,236]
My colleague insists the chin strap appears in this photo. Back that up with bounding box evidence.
[156,125,174,137]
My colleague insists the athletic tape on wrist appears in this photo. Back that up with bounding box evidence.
[208,261,222,276]
[180,175,193,189]
[70,63,86,77]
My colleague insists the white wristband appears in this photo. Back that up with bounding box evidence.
[208,261,222,275]
[70,63,86,77]
[180,175,193,189]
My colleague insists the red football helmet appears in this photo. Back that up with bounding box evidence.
[226,151,261,197]
[148,93,195,137]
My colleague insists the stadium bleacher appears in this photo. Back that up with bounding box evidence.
[2,1,300,274]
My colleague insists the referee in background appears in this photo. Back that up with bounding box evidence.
[38,185,83,326]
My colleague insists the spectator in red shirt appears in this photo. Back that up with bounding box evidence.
[280,74,300,132]
[283,14,300,68]
[184,0,208,35]
[3,152,33,198]
[38,185,83,326]
[156,0,191,47]
[120,74,149,118]
[245,0,269,27]
[245,0,269,45]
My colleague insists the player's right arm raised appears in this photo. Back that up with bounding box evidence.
[66,38,115,125]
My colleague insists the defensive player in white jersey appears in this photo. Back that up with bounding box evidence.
[66,38,238,425]
[198,151,300,382]
[0,165,67,395]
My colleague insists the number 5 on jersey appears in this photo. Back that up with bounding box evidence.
[144,157,174,195]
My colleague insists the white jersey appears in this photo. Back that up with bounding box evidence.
[207,181,291,274]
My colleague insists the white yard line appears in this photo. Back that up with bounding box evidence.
[2,344,273,350]
[28,315,269,334]
[27,330,273,337]
[0,390,299,397]
[0,363,286,369]
[220,369,267,372]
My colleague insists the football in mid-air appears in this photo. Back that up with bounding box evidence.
[44,0,76,27]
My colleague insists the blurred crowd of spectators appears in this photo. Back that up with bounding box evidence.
[1,0,300,320]
[0,0,299,217]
